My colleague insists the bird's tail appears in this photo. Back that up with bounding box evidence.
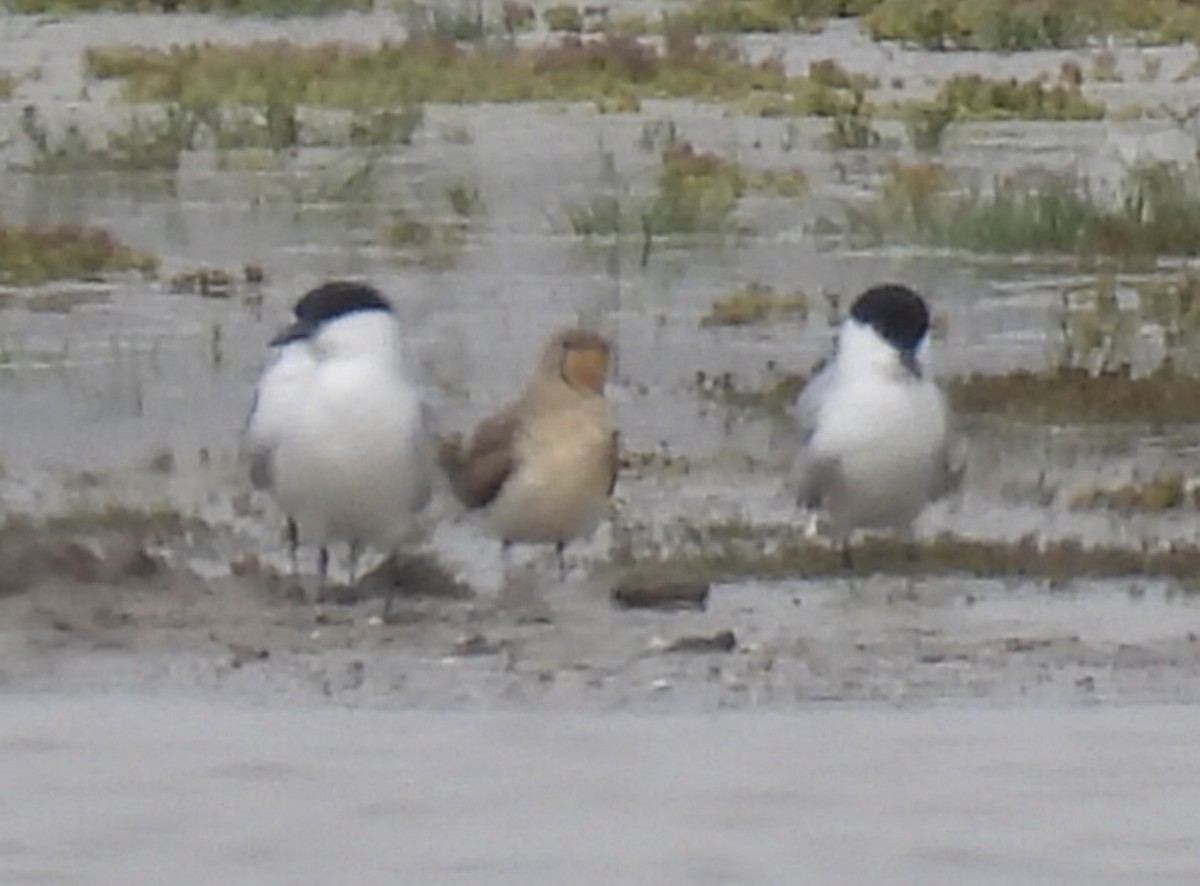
[434,432,473,507]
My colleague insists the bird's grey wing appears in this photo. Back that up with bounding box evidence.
[791,359,834,445]
[790,362,839,508]
[241,344,313,492]
[439,410,522,510]
[247,446,274,491]
[793,450,841,511]
[242,387,276,491]
[930,435,967,501]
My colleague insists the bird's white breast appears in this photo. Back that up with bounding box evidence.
[267,315,430,548]
[800,321,949,531]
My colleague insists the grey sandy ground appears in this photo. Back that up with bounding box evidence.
[3,532,1199,710]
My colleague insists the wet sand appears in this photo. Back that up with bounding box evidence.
[2,526,1199,710]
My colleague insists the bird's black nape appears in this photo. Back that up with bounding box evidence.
[294,281,394,326]
[849,283,930,354]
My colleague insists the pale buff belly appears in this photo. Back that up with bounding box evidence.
[486,417,612,544]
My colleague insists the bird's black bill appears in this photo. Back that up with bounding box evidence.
[270,318,314,347]
[900,348,922,378]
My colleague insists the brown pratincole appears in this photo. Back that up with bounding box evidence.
[438,329,619,580]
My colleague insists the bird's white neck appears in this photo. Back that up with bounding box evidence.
[836,319,921,378]
[313,312,402,363]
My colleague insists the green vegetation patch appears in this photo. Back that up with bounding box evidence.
[385,213,467,269]
[9,0,369,15]
[543,3,584,32]
[865,0,1200,50]
[920,72,1104,122]
[846,160,1200,263]
[947,366,1200,425]
[625,521,1200,583]
[21,107,200,173]
[444,180,485,218]
[169,264,264,298]
[568,196,624,238]
[678,0,880,34]
[694,357,1200,425]
[645,139,746,234]
[1058,271,1200,375]
[897,71,1102,150]
[20,103,421,174]
[1069,473,1200,513]
[701,282,809,327]
[0,221,157,286]
[692,366,806,416]
[84,33,859,112]
[570,140,807,242]
[501,1,537,33]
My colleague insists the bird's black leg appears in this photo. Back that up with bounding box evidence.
[840,539,854,571]
[382,553,397,622]
[317,546,329,601]
[555,540,568,582]
[347,541,361,587]
[285,518,299,578]
[500,540,513,575]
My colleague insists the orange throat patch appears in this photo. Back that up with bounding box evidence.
[561,347,609,394]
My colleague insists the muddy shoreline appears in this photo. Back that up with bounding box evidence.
[1,518,1197,711]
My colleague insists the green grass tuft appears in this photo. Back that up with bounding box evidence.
[866,0,1200,50]
[570,139,806,241]
[677,0,881,34]
[83,31,867,115]
[9,0,370,14]
[385,213,467,269]
[928,72,1105,121]
[543,4,584,32]
[0,221,158,285]
[846,160,1200,264]
[701,282,809,327]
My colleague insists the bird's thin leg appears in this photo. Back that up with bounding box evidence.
[500,540,513,577]
[285,518,299,578]
[347,541,361,587]
[382,551,398,621]
[901,528,918,599]
[317,547,330,602]
[555,540,567,582]
[839,535,861,596]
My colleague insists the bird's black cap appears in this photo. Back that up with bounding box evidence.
[849,284,930,354]
[272,281,394,346]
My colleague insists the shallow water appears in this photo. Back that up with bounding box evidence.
[2,694,1199,886]
[0,11,1197,607]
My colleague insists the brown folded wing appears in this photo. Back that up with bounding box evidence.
[439,412,521,510]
